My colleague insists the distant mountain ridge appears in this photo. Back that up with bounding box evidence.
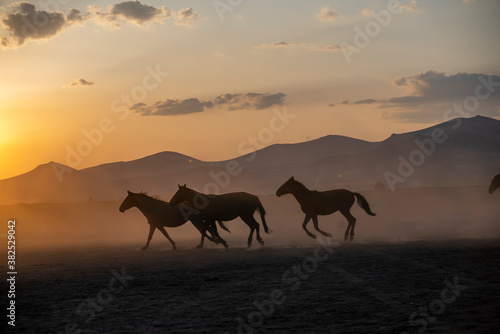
[1,115,499,204]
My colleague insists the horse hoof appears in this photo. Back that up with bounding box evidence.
[258,240,264,246]
[325,233,332,238]
[141,247,148,251]
[196,245,203,249]
[223,244,229,250]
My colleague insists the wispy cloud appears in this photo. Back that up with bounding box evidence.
[254,41,299,49]
[175,8,200,26]
[310,44,342,52]
[255,41,343,53]
[317,6,341,22]
[133,92,287,116]
[398,0,419,12]
[131,98,212,116]
[66,79,94,87]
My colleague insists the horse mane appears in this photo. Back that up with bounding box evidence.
[135,192,166,204]
[291,178,310,192]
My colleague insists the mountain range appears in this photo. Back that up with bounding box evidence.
[1,115,499,204]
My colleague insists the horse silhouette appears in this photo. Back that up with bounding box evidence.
[276,177,375,241]
[119,191,227,250]
[489,174,500,194]
[170,185,271,248]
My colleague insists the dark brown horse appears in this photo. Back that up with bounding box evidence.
[489,174,500,194]
[276,177,375,241]
[119,191,227,250]
[170,185,271,247]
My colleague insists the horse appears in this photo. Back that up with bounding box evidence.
[170,185,272,247]
[489,174,500,194]
[276,177,376,241]
[119,191,228,250]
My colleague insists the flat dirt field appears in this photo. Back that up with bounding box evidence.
[4,239,500,333]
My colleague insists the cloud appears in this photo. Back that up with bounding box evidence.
[89,2,200,28]
[398,0,419,12]
[361,9,373,17]
[388,70,500,104]
[214,92,287,111]
[132,98,212,116]
[380,70,500,122]
[133,92,287,116]
[89,1,172,27]
[0,2,72,47]
[175,8,200,26]
[311,43,342,52]
[327,70,500,122]
[317,6,341,21]
[66,79,94,87]
[66,9,90,25]
[256,41,342,52]
[255,41,298,49]
[0,1,201,48]
[212,51,232,61]
[353,99,377,104]
[327,99,349,108]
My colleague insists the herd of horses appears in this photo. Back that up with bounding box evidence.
[119,174,500,250]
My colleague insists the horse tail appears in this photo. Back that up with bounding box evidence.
[256,199,272,234]
[217,220,230,233]
[353,192,376,216]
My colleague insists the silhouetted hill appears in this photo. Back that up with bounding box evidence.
[81,151,204,179]
[1,116,499,203]
[232,135,379,169]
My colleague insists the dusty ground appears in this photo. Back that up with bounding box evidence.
[4,239,500,333]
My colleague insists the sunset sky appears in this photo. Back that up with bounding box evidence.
[1,0,499,179]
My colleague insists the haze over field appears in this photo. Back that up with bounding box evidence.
[0,0,498,256]
[0,115,498,251]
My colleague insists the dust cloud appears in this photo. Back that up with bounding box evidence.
[1,184,498,253]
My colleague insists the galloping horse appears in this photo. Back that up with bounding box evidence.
[119,191,228,250]
[489,174,500,194]
[170,185,271,247]
[276,177,376,241]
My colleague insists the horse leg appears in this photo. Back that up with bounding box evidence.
[142,224,155,250]
[302,214,315,239]
[195,219,208,249]
[239,215,257,247]
[243,215,264,246]
[206,219,228,249]
[340,209,357,242]
[312,215,332,238]
[156,226,176,250]
[197,233,205,249]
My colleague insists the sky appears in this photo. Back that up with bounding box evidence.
[0,0,499,179]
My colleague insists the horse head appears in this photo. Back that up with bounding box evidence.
[276,177,295,197]
[119,190,135,212]
[170,184,195,206]
[489,174,500,194]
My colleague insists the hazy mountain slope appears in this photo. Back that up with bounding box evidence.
[1,116,499,203]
